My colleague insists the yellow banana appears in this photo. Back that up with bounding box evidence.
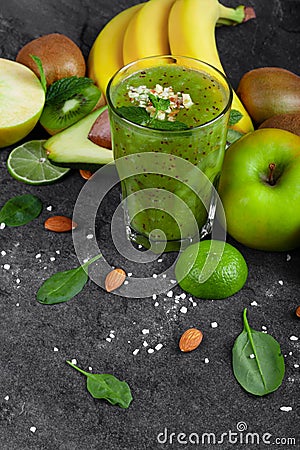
[168,0,253,133]
[123,0,176,65]
[87,3,143,97]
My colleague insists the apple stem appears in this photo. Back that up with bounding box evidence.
[268,163,276,186]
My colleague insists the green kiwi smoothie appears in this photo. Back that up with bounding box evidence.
[107,58,231,249]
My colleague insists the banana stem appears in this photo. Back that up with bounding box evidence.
[217,4,256,26]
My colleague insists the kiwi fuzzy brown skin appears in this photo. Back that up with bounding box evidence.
[237,67,300,125]
[16,33,86,86]
[259,113,300,136]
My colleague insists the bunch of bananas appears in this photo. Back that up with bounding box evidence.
[88,0,255,133]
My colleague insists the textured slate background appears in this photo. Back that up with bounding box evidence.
[0,0,300,449]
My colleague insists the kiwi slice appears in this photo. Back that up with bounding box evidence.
[40,76,101,135]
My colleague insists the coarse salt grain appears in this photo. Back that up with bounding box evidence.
[294,364,299,368]
[3,264,10,270]
[280,406,292,412]
[124,280,129,285]
[143,341,148,347]
[180,293,186,299]
[16,278,20,284]
[142,329,149,335]
[46,205,53,211]
[16,303,19,307]
[56,250,60,255]
[109,333,115,339]
[152,294,157,300]
[278,280,284,285]
[286,254,291,261]
[204,358,209,364]
[148,348,154,354]
[50,257,55,262]
[4,395,9,401]
[53,347,59,352]
[162,274,167,278]
[30,427,36,433]
[0,223,6,230]
[154,302,159,307]
[133,349,139,356]
[290,336,299,341]
[106,337,112,343]
[71,359,77,365]
[249,354,255,359]
[250,301,258,306]
[35,253,41,259]
[262,326,267,330]
[211,322,218,328]
[88,367,93,371]
[158,258,163,263]
[152,274,158,278]
[167,290,173,298]
[86,234,93,239]
[1,251,6,256]
[170,279,176,284]
[180,306,187,314]
[155,343,163,351]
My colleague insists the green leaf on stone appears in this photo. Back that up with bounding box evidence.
[232,308,285,396]
[37,254,102,305]
[0,194,42,226]
[66,361,133,409]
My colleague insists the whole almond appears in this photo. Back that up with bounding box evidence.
[295,306,300,318]
[179,328,203,352]
[105,268,126,292]
[44,216,77,232]
[79,169,93,180]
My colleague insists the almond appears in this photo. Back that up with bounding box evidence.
[179,328,203,352]
[105,268,126,292]
[79,169,93,180]
[44,216,77,232]
[295,305,300,318]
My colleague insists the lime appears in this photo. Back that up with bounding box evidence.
[7,140,70,185]
[175,240,248,299]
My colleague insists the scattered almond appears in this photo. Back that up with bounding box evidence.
[44,216,77,232]
[105,268,126,292]
[79,169,93,180]
[295,306,300,318]
[179,328,203,352]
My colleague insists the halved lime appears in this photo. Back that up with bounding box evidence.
[7,140,70,185]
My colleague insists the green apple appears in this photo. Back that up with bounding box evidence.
[218,128,300,251]
[0,58,45,148]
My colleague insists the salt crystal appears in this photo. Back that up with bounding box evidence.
[180,293,186,300]
[106,337,112,342]
[280,406,292,412]
[50,257,55,262]
[290,336,299,341]
[88,367,93,371]
[3,264,10,270]
[249,354,255,359]
[4,395,9,401]
[262,326,267,330]
[154,302,159,307]
[83,258,89,264]
[148,348,154,354]
[152,273,158,278]
[1,251,6,256]
[170,279,176,284]
[278,280,284,285]
[167,290,173,298]
[211,322,218,328]
[204,358,209,364]
[294,364,299,368]
[55,250,60,255]
[16,278,20,284]
[143,341,148,347]
[162,274,167,278]
[124,280,129,285]
[142,329,149,335]
[0,223,6,230]
[53,347,59,352]
[138,245,143,249]
[46,205,53,211]
[158,258,163,263]
[71,359,77,365]
[286,254,291,261]
[250,301,258,306]
[155,343,163,351]
[109,333,115,339]
[152,294,157,300]
[289,351,293,356]
[128,272,132,277]
[16,303,19,307]
[86,234,93,239]
[30,427,37,433]
[180,306,187,314]
[35,253,41,259]
[133,349,139,356]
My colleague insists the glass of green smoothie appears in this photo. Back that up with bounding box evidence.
[107,56,232,252]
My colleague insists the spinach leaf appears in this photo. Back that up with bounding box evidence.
[0,194,42,226]
[37,254,102,305]
[232,308,285,396]
[66,361,133,409]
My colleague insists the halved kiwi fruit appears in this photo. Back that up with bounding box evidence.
[40,77,101,135]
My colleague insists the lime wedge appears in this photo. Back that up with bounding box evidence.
[7,140,70,185]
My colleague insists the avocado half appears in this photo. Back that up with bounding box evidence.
[44,106,114,168]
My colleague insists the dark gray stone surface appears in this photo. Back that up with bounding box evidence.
[0,0,299,449]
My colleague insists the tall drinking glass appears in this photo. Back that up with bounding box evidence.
[107,56,232,252]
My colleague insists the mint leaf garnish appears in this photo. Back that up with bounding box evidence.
[30,55,47,93]
[150,119,188,131]
[117,106,150,125]
[149,94,170,112]
[229,109,243,126]
[46,76,94,104]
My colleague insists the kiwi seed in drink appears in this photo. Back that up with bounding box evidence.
[40,77,101,135]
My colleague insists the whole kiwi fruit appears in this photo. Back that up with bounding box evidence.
[237,67,300,125]
[16,33,86,86]
[259,113,300,136]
